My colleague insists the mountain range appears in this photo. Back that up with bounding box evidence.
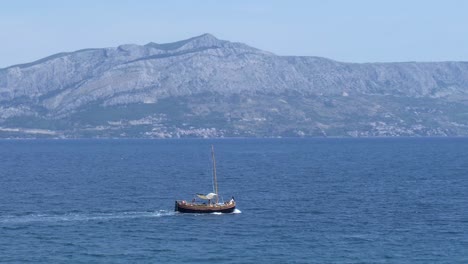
[1,33,468,138]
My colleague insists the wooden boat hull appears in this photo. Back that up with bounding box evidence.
[175,201,236,214]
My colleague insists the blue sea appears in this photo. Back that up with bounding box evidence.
[0,138,467,263]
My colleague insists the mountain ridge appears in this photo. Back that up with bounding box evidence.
[1,34,468,138]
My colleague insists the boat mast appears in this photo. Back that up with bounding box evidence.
[211,145,219,204]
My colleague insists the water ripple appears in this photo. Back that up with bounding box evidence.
[0,210,175,224]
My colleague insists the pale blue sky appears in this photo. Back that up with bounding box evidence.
[1,0,467,68]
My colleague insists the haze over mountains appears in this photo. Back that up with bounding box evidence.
[1,33,468,138]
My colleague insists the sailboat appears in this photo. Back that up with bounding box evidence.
[174,145,236,214]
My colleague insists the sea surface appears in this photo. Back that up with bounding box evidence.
[0,138,467,263]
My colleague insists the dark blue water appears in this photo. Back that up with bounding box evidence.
[0,138,467,263]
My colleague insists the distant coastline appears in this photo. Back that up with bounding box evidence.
[1,34,468,139]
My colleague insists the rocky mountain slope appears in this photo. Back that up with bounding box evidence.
[1,33,468,138]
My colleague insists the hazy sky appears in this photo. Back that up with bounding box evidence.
[1,0,467,68]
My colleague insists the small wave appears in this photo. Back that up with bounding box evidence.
[0,210,175,224]
[207,209,241,215]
